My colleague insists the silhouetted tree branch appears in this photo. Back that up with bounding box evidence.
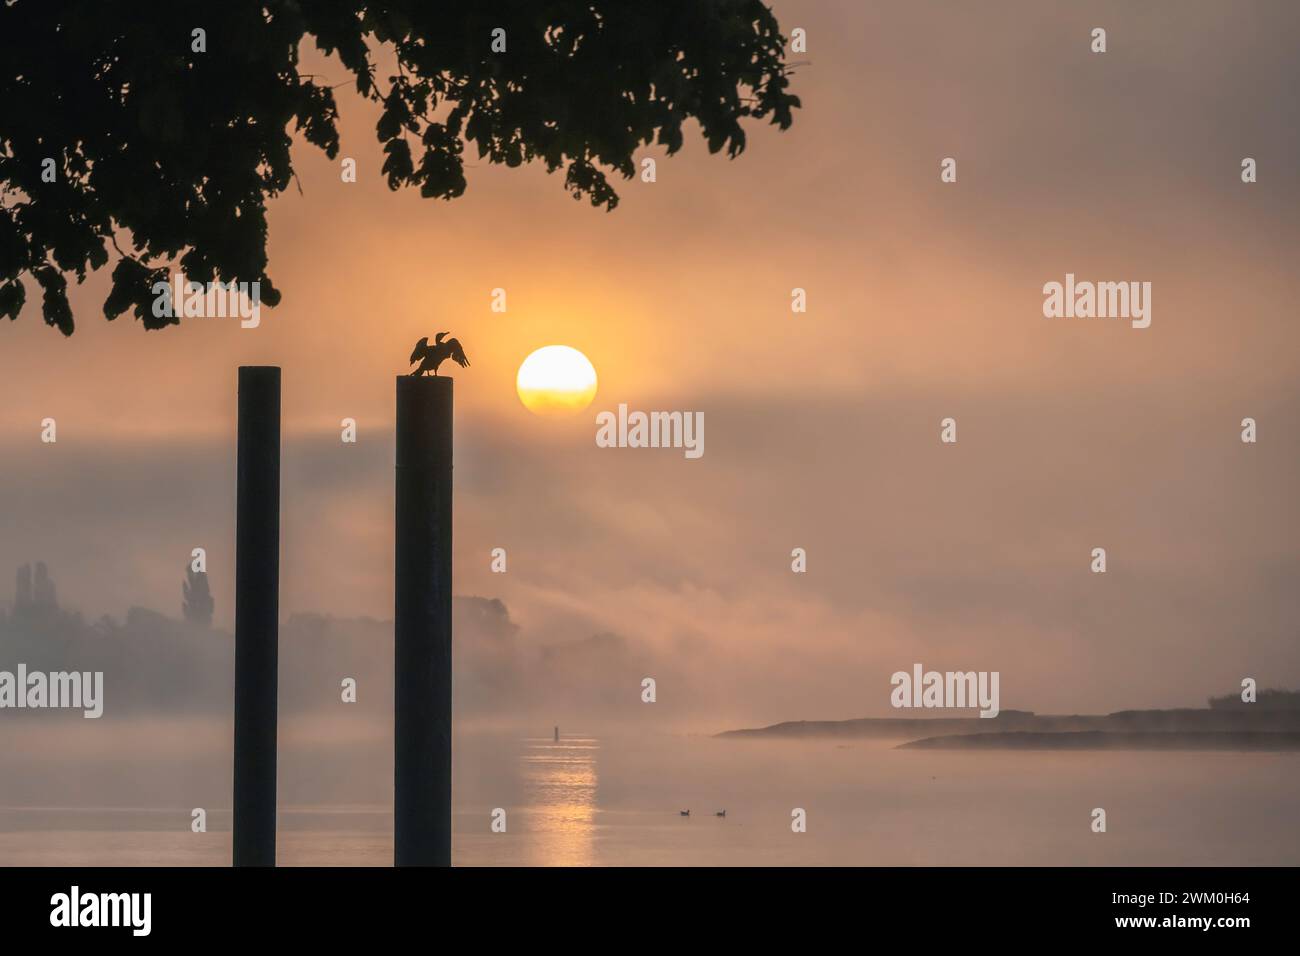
[0,0,800,334]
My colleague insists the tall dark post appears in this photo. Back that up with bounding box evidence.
[394,375,454,866]
[234,366,280,867]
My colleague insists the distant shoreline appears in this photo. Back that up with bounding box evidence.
[897,731,1300,751]
[716,707,1300,751]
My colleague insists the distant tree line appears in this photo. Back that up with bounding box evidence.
[1209,688,1300,710]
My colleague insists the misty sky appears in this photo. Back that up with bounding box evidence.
[2,1,1298,723]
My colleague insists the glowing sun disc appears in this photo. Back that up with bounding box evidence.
[516,346,598,416]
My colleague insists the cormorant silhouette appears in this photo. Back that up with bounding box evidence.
[409,332,470,376]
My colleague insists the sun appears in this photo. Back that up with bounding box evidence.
[516,346,598,416]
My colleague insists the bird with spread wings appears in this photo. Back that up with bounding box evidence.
[409,333,470,376]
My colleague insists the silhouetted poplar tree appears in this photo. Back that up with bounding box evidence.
[183,566,214,628]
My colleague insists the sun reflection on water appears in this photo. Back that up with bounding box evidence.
[519,736,599,866]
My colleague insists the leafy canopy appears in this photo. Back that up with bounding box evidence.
[0,1,799,334]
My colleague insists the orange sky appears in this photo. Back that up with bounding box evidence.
[2,0,1298,722]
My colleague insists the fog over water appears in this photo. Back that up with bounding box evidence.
[3,0,1300,866]
[4,729,1298,866]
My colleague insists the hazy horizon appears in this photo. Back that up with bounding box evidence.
[4,2,1299,723]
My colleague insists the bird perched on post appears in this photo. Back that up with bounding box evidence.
[409,333,470,376]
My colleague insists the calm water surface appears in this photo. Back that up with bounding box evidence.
[3,732,1297,865]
